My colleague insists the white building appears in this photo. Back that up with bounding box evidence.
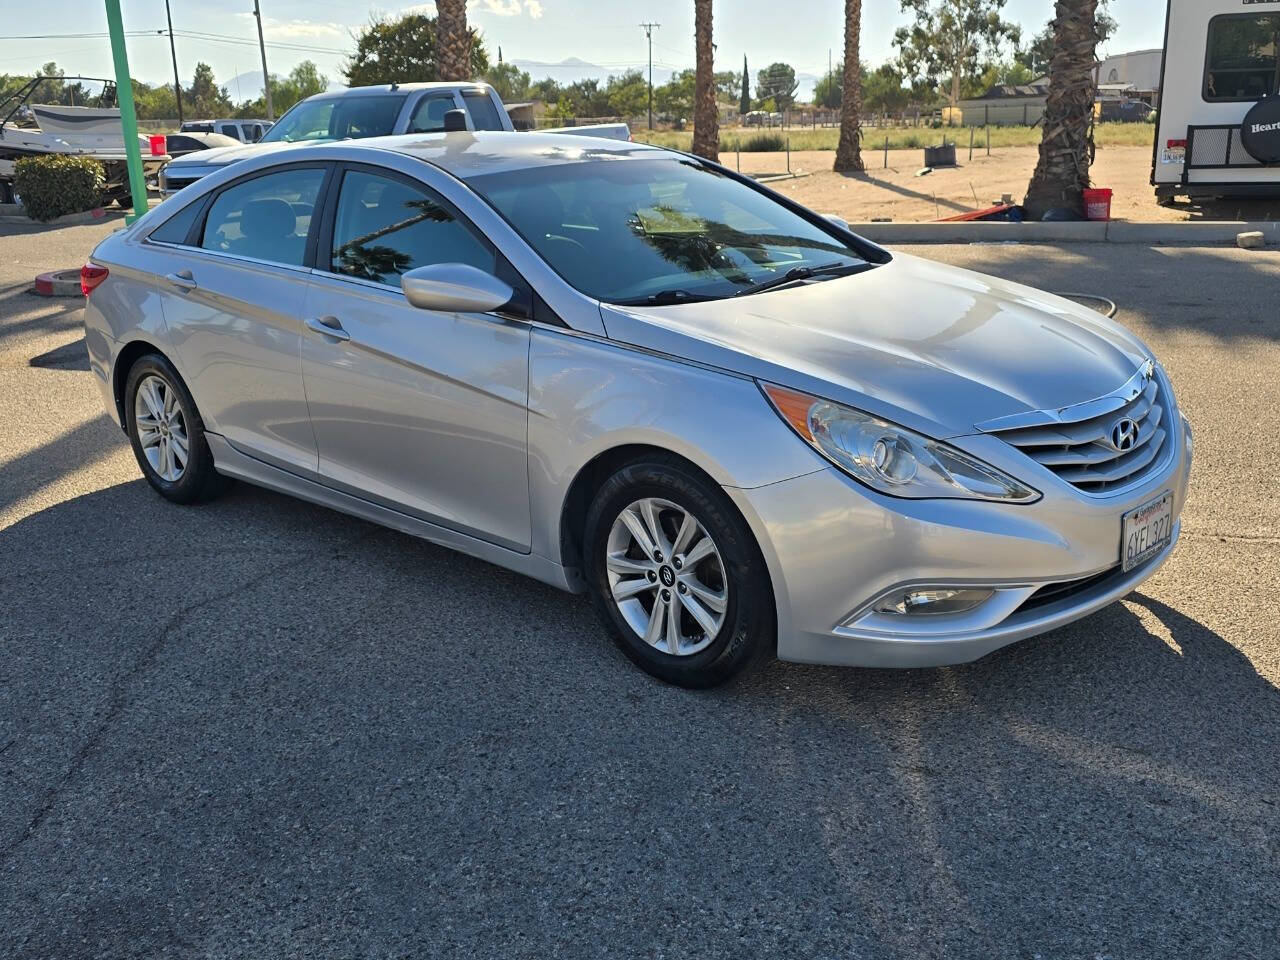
[1097,49,1165,98]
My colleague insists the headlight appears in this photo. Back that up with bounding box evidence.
[761,383,1040,503]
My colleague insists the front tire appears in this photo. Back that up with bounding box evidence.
[124,354,229,504]
[584,457,775,688]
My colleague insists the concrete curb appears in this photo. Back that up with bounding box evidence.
[0,205,115,226]
[33,269,84,297]
[847,219,1280,245]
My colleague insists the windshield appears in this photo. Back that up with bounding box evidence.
[467,158,869,303]
[260,94,406,144]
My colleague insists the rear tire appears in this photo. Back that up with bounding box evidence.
[124,354,229,504]
[584,456,775,688]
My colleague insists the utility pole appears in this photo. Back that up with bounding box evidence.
[253,0,274,120]
[640,21,659,130]
[164,0,183,123]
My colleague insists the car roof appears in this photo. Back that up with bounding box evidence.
[303,82,495,101]
[348,131,671,179]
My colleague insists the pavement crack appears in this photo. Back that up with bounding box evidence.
[0,527,380,864]
[1182,530,1280,545]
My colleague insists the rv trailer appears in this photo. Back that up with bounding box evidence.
[1152,0,1280,203]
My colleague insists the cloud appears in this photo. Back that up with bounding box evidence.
[233,12,346,41]
[476,0,544,18]
[396,1,543,19]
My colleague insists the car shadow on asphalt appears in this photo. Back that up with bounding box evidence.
[3,478,1278,956]
[949,241,1280,343]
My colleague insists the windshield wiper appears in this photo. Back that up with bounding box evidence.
[732,260,867,298]
[614,289,727,306]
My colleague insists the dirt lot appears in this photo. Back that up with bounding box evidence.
[725,145,1278,224]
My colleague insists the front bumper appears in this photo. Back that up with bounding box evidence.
[729,411,1193,668]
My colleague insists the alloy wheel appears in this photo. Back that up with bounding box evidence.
[134,374,189,483]
[604,497,728,657]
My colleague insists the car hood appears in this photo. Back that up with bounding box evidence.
[598,253,1150,438]
[165,139,300,169]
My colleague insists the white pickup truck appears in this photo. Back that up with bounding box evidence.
[159,82,629,194]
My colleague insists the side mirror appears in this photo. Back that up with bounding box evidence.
[824,213,851,231]
[401,264,515,314]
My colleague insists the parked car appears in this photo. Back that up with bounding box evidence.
[179,119,272,143]
[83,132,1192,687]
[162,131,241,159]
[159,83,629,195]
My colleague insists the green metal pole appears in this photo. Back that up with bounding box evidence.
[105,0,149,223]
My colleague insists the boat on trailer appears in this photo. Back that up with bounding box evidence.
[0,76,167,207]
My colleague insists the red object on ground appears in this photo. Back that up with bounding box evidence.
[80,263,109,296]
[149,134,167,156]
[1083,187,1113,222]
[938,203,1018,222]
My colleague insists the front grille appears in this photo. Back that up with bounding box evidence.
[1019,565,1122,612]
[160,175,200,193]
[985,366,1169,494]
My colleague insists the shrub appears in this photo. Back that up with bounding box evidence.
[735,133,785,152]
[12,155,105,222]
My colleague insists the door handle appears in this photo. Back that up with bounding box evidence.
[164,270,196,291]
[305,315,351,342]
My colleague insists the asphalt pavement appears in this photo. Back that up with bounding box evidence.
[1,218,1278,959]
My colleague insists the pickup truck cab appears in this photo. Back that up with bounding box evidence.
[160,83,516,195]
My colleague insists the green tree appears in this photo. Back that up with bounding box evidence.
[863,63,912,113]
[185,62,231,118]
[813,66,843,109]
[714,70,740,102]
[893,0,1021,105]
[529,76,562,103]
[343,13,488,87]
[756,62,798,110]
[232,61,328,118]
[656,69,695,119]
[486,62,532,101]
[739,56,750,115]
[605,70,648,117]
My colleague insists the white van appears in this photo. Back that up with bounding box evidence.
[1152,0,1280,203]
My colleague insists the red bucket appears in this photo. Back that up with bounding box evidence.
[148,134,167,156]
[1083,187,1113,222]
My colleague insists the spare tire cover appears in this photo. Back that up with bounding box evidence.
[1241,95,1280,164]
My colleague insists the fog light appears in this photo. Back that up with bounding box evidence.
[874,588,995,616]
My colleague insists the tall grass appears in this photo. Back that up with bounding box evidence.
[638,122,1156,153]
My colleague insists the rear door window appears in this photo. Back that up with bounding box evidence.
[328,169,493,286]
[1205,14,1280,102]
[200,167,325,266]
[463,91,504,130]
[217,123,241,140]
[408,94,459,133]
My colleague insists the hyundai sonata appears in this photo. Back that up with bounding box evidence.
[82,133,1192,687]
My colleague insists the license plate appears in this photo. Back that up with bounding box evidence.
[1122,492,1173,572]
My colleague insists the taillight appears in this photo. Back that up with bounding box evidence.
[81,263,108,296]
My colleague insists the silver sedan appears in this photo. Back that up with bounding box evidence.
[81,133,1192,687]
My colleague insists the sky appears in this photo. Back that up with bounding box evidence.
[0,0,1172,99]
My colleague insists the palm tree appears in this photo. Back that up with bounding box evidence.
[832,0,865,173]
[691,0,719,162]
[1024,0,1099,218]
[435,0,471,81]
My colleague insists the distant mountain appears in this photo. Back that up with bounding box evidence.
[509,57,675,88]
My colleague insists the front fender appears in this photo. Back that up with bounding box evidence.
[527,327,822,563]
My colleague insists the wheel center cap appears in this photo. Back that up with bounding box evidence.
[659,565,676,587]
